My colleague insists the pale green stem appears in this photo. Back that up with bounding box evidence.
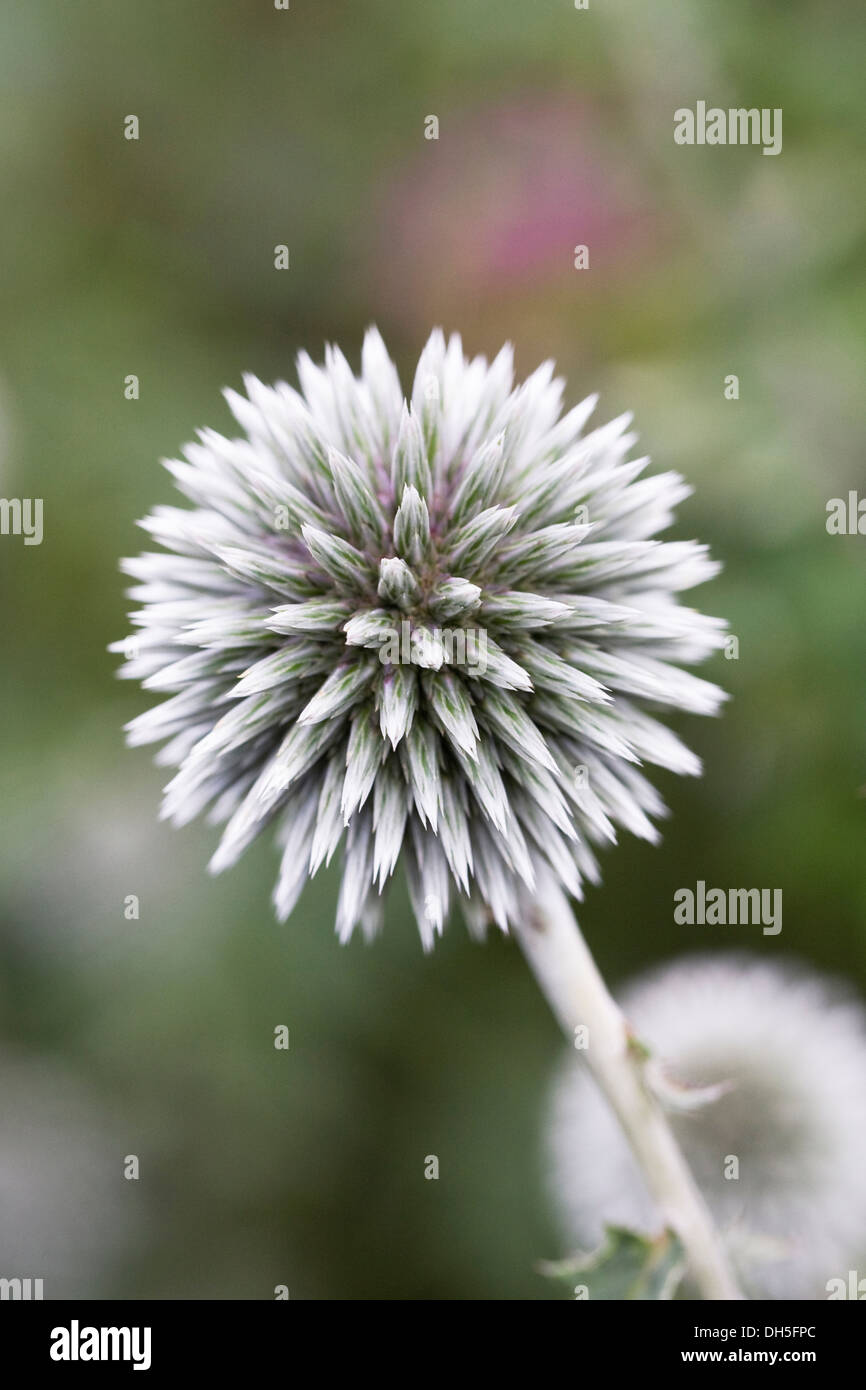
[514,877,743,1301]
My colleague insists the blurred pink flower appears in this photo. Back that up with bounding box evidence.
[374,94,661,339]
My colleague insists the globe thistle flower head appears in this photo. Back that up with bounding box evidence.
[547,954,866,1299]
[115,328,725,948]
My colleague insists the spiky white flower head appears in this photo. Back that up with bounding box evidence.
[115,328,725,949]
[547,954,866,1299]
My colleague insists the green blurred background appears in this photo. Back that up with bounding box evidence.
[0,0,864,1299]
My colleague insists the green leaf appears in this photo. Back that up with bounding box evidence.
[538,1226,686,1301]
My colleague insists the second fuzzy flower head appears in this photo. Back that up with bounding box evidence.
[117,329,725,947]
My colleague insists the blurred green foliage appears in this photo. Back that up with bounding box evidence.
[0,0,864,1298]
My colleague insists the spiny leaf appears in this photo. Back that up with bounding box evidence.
[538,1226,687,1301]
